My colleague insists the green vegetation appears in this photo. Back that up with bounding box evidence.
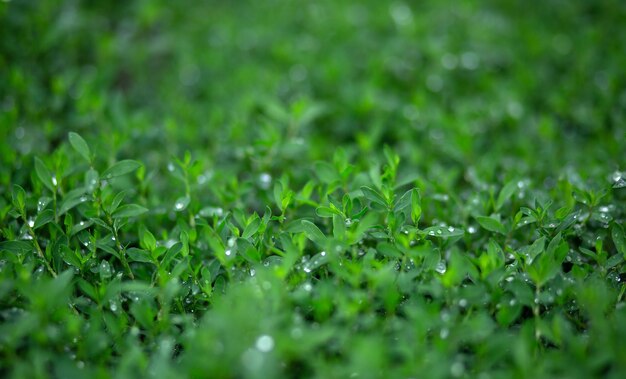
[1,0,626,378]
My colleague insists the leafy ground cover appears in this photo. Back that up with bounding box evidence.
[1,0,626,378]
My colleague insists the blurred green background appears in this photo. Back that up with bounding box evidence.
[2,0,624,187]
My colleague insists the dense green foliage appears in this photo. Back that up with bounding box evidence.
[1,0,626,378]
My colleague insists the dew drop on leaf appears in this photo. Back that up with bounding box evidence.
[255,335,274,352]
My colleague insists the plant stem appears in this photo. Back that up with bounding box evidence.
[26,223,57,278]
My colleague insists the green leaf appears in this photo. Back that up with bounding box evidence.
[11,184,26,212]
[496,299,522,326]
[422,251,440,271]
[314,161,340,184]
[161,242,183,268]
[273,182,283,209]
[0,240,33,254]
[605,253,624,269]
[77,279,98,301]
[377,242,402,258]
[237,238,261,263]
[411,188,422,225]
[139,225,157,251]
[495,180,518,211]
[85,168,99,193]
[423,225,464,238]
[332,214,346,240]
[60,246,83,269]
[612,223,626,258]
[180,231,189,257]
[316,206,342,218]
[70,220,93,236]
[34,157,55,192]
[107,191,128,214]
[393,188,413,212]
[242,215,261,239]
[351,212,379,244]
[68,132,91,162]
[33,209,55,229]
[301,220,327,247]
[478,239,505,277]
[476,216,507,235]
[112,204,148,219]
[102,160,142,179]
[523,236,546,263]
[360,186,388,208]
[58,189,89,216]
[126,248,154,264]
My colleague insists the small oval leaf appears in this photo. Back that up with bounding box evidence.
[102,160,142,179]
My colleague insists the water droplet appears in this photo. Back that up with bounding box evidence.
[509,299,517,306]
[228,237,237,247]
[447,226,455,232]
[345,218,353,227]
[433,193,449,202]
[460,51,479,70]
[174,197,190,211]
[290,327,303,339]
[303,283,312,292]
[99,260,112,278]
[255,334,274,352]
[458,299,468,308]
[612,171,626,188]
[426,74,443,92]
[440,328,449,339]
[320,251,326,257]
[436,229,443,235]
[468,226,477,234]
[389,2,413,27]
[109,301,118,312]
[51,176,58,186]
[435,261,447,274]
[199,206,223,218]
[428,230,435,236]
[167,162,175,172]
[441,53,458,70]
[450,362,464,377]
[225,249,232,256]
[27,219,34,228]
[15,127,25,139]
[258,173,272,190]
